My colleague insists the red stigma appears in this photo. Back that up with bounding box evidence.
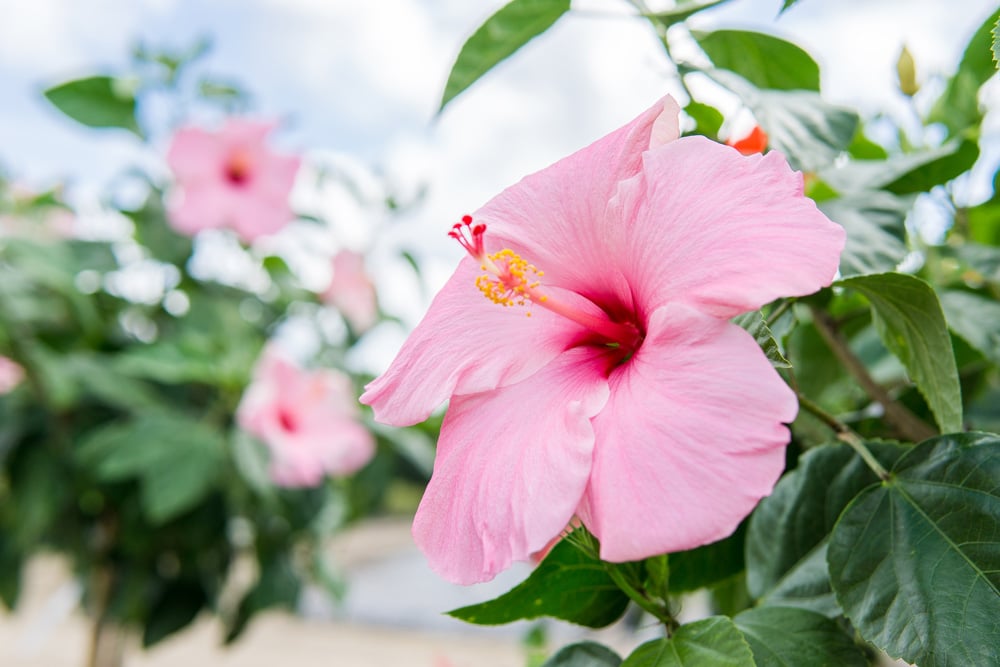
[448,214,486,259]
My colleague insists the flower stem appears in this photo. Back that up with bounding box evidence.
[797,392,890,480]
[809,305,937,442]
[604,563,679,635]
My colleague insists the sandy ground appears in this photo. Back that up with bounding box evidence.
[0,519,634,667]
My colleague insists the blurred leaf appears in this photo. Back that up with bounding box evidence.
[818,191,910,277]
[142,581,207,647]
[646,0,730,28]
[732,311,791,369]
[938,290,1000,366]
[76,412,226,523]
[949,242,1000,285]
[541,642,622,667]
[440,0,570,111]
[448,536,628,628]
[779,0,801,12]
[683,101,724,139]
[225,553,300,643]
[840,273,963,433]
[695,30,819,91]
[621,616,754,667]
[967,173,1000,246]
[828,433,1000,666]
[125,195,192,266]
[928,8,1000,135]
[43,76,141,136]
[667,522,745,594]
[847,129,888,160]
[733,606,867,667]
[0,535,22,609]
[746,442,907,616]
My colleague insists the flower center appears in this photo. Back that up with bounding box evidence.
[224,149,253,186]
[450,215,643,356]
[277,407,298,433]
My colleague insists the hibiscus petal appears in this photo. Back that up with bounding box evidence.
[412,347,610,584]
[612,136,845,320]
[166,127,228,183]
[577,303,795,562]
[474,96,681,294]
[360,257,593,426]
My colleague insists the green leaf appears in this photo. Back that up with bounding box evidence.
[683,101,724,140]
[668,522,746,593]
[142,581,207,647]
[76,412,226,523]
[820,140,978,195]
[949,242,1000,285]
[939,290,1000,366]
[646,0,730,29]
[711,71,857,172]
[993,18,1000,68]
[541,642,622,667]
[928,8,1000,135]
[440,0,570,111]
[448,536,629,628]
[695,30,819,91]
[621,616,755,667]
[839,272,963,433]
[779,0,802,13]
[746,442,908,616]
[733,606,867,667]
[828,433,1000,666]
[43,76,141,136]
[818,191,910,277]
[225,553,301,643]
[732,311,791,369]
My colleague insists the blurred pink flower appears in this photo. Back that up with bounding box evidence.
[361,97,845,584]
[323,250,378,333]
[166,119,300,242]
[0,356,24,394]
[237,347,374,487]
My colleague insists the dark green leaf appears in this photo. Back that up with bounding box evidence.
[448,537,628,628]
[695,30,819,91]
[732,311,791,369]
[828,433,1000,666]
[668,523,746,593]
[621,616,754,667]
[733,606,867,667]
[542,642,622,667]
[142,581,207,647]
[76,412,226,523]
[939,290,1000,366]
[440,0,570,110]
[839,273,963,433]
[818,191,910,277]
[928,8,1000,135]
[821,141,976,195]
[779,0,802,13]
[43,76,141,135]
[746,442,908,616]
[225,553,300,643]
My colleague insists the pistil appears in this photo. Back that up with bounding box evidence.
[450,216,642,351]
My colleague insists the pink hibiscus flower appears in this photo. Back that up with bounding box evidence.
[322,250,379,334]
[361,97,845,584]
[166,119,300,242]
[0,355,24,394]
[238,347,374,487]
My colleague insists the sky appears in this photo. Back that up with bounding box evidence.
[0,0,997,370]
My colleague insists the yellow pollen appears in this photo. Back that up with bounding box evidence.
[476,248,543,315]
